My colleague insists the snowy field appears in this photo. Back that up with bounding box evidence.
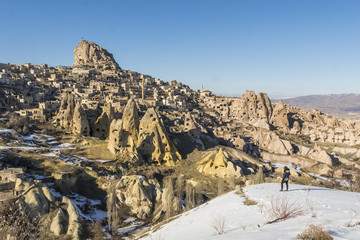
[141,183,360,240]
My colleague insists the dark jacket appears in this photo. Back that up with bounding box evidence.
[282,170,290,181]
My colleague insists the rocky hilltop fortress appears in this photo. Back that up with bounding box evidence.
[0,41,360,239]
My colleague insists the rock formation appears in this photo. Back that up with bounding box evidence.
[108,99,140,156]
[253,130,293,155]
[198,148,243,178]
[16,184,82,240]
[72,101,90,136]
[93,104,114,139]
[73,40,120,70]
[122,99,140,143]
[55,92,76,129]
[229,90,273,123]
[137,108,182,166]
[183,112,202,138]
[233,136,247,151]
[108,175,159,219]
[271,100,290,131]
[308,144,337,166]
[107,101,181,166]
[50,196,82,240]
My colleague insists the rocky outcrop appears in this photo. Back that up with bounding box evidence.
[109,175,159,219]
[106,175,184,223]
[108,99,140,157]
[17,185,55,218]
[307,144,337,166]
[72,101,90,136]
[271,101,290,131]
[122,99,140,143]
[107,102,180,166]
[73,40,120,70]
[233,136,247,151]
[137,108,182,166]
[253,130,293,155]
[50,196,82,240]
[290,120,301,134]
[93,104,114,139]
[55,92,76,129]
[198,148,243,178]
[16,184,82,240]
[228,90,273,124]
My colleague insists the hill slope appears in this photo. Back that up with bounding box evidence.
[273,94,360,118]
[140,183,360,240]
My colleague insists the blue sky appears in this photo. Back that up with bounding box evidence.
[1,0,359,98]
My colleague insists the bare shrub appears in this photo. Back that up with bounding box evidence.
[212,216,227,235]
[244,196,258,206]
[266,196,303,224]
[258,203,265,214]
[88,221,106,239]
[0,201,40,240]
[306,195,317,218]
[346,209,360,227]
[297,225,333,240]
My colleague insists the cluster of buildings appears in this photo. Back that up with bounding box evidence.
[0,62,203,122]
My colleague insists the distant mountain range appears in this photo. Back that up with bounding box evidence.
[272,93,360,119]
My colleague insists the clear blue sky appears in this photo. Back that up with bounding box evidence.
[1,0,359,98]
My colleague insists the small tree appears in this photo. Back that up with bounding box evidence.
[254,167,265,184]
[174,175,185,200]
[186,182,195,210]
[217,177,224,196]
[165,177,175,219]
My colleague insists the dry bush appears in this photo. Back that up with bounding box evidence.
[212,216,227,235]
[346,209,360,227]
[244,196,258,206]
[297,225,333,240]
[87,221,106,239]
[306,195,317,218]
[0,201,40,240]
[266,196,303,224]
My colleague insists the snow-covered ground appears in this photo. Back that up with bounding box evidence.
[141,183,360,240]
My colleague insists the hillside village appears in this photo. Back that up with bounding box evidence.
[0,41,360,239]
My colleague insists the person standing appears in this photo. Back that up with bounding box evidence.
[280,166,290,191]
